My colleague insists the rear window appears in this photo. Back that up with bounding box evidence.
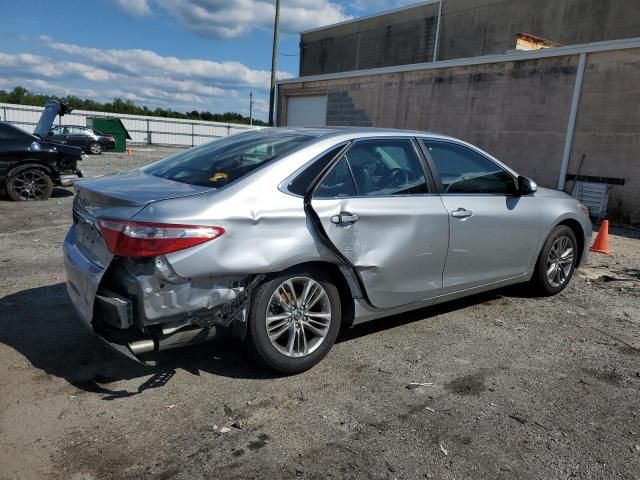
[142,130,313,188]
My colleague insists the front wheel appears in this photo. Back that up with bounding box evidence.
[6,169,53,201]
[532,225,578,295]
[245,269,342,374]
[88,142,103,155]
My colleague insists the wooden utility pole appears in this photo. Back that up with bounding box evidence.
[268,0,280,126]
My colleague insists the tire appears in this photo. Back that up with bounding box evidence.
[532,225,578,295]
[245,268,342,374]
[6,169,54,201]
[88,142,103,155]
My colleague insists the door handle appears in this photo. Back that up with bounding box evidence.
[331,212,359,225]
[451,208,473,219]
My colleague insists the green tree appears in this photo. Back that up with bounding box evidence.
[0,85,267,125]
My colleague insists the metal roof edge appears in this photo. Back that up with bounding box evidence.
[277,36,640,85]
[299,0,442,35]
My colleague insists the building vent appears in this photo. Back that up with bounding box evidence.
[572,181,609,219]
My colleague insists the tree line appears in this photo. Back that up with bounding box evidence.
[0,86,267,126]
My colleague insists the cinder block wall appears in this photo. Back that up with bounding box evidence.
[278,48,640,223]
[565,49,640,224]
[440,0,640,60]
[300,0,640,76]
[300,3,439,76]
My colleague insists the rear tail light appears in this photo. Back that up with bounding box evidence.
[97,218,224,257]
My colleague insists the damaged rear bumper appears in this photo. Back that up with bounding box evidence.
[63,225,259,365]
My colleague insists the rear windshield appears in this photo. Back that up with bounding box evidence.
[142,130,313,188]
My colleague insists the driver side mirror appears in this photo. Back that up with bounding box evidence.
[517,176,537,195]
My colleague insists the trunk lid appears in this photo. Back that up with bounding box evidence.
[34,99,72,139]
[74,169,212,209]
[71,169,212,267]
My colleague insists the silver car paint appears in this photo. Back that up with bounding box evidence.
[63,127,592,354]
[312,195,450,308]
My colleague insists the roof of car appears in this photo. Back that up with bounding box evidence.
[259,126,459,142]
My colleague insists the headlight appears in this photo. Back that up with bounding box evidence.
[578,203,590,219]
[28,141,42,152]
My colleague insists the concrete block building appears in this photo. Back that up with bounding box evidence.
[277,0,640,223]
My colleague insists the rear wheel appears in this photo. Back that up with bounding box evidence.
[88,142,103,155]
[6,169,53,201]
[532,225,578,295]
[246,269,342,374]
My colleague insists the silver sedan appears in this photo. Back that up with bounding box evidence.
[63,128,592,373]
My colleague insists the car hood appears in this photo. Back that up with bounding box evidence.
[74,169,212,208]
[33,99,72,139]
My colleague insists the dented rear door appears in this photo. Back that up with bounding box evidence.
[310,138,450,309]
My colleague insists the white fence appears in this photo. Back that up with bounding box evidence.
[0,102,255,147]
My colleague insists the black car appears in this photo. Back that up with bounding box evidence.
[0,100,82,201]
[48,125,116,154]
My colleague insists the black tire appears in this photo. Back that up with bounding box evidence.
[245,268,342,374]
[6,169,54,201]
[532,225,578,295]
[88,142,103,155]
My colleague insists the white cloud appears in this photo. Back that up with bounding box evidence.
[115,0,152,17]
[0,38,295,118]
[349,0,421,12]
[0,52,117,82]
[156,0,350,39]
[40,36,291,88]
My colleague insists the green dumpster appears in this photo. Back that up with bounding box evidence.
[87,117,131,152]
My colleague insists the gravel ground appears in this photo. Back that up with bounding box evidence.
[1,147,639,480]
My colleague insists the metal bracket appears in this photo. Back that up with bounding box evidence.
[188,274,266,330]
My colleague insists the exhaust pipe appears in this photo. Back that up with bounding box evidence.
[128,326,217,355]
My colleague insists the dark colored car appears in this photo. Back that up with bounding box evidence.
[48,125,116,154]
[0,100,83,201]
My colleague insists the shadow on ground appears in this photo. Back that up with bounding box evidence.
[0,281,528,399]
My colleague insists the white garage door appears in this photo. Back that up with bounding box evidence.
[286,95,327,127]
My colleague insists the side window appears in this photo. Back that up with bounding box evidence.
[314,157,357,198]
[345,140,429,196]
[425,142,516,194]
[288,144,346,196]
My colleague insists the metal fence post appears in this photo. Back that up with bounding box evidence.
[191,123,195,147]
[227,124,231,136]
[558,52,587,191]
[2,107,6,121]
[146,119,151,145]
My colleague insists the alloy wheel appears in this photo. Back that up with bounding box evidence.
[546,235,575,287]
[11,170,49,200]
[90,143,102,154]
[265,277,332,358]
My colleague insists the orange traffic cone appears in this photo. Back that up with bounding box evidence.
[590,220,612,254]
[127,147,133,156]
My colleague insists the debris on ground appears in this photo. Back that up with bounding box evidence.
[406,382,434,390]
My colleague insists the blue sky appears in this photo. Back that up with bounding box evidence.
[0,0,415,120]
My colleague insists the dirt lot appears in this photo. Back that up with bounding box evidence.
[1,148,639,480]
